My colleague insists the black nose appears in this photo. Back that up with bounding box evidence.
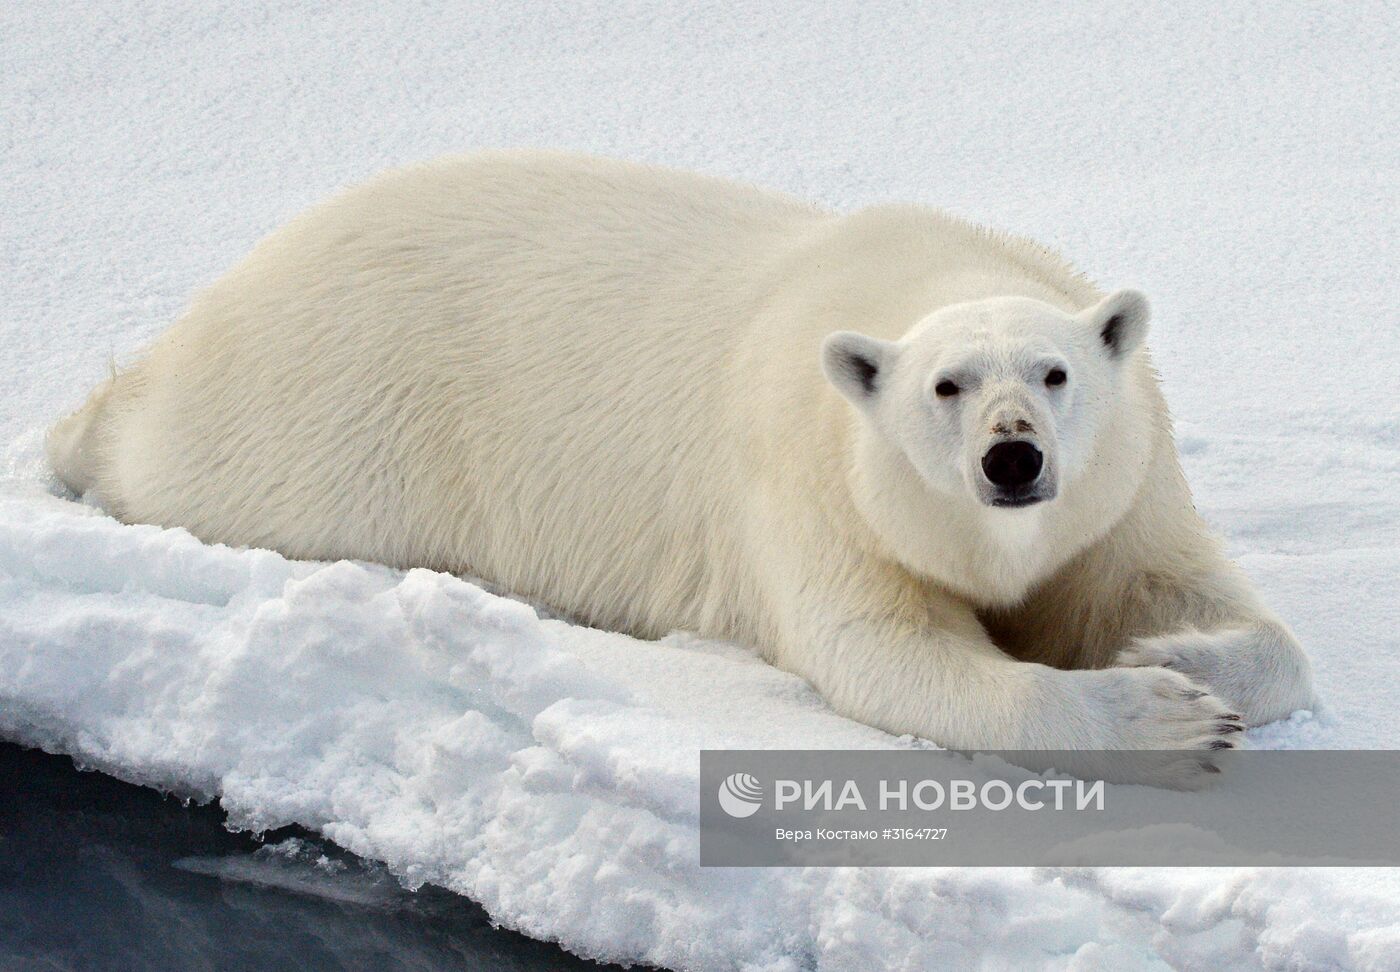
[982,441,1043,489]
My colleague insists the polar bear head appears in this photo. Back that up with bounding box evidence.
[821,288,1151,526]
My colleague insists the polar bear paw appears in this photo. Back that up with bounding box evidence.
[1099,666,1244,747]
[1028,665,1245,786]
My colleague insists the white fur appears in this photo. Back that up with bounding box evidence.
[49,151,1315,781]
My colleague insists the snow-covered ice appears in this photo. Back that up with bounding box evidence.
[2,3,1397,969]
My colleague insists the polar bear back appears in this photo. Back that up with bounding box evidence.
[82,152,825,634]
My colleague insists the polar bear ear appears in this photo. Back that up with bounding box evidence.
[822,332,899,407]
[1084,289,1150,359]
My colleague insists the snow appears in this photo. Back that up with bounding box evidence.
[2,2,1397,969]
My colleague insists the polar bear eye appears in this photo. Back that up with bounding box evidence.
[1045,368,1067,387]
[934,380,960,398]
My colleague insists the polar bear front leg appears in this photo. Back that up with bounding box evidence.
[1006,487,1318,728]
[757,540,1244,774]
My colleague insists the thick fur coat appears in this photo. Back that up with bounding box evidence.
[50,152,1314,780]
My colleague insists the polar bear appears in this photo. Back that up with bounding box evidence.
[49,151,1314,774]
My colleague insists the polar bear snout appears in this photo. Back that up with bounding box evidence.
[982,441,1042,489]
[980,438,1055,508]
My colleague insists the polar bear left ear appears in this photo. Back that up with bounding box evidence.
[822,331,899,407]
[1084,289,1150,359]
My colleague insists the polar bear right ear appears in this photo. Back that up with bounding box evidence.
[822,331,899,407]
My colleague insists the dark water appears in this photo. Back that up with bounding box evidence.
[0,742,626,971]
